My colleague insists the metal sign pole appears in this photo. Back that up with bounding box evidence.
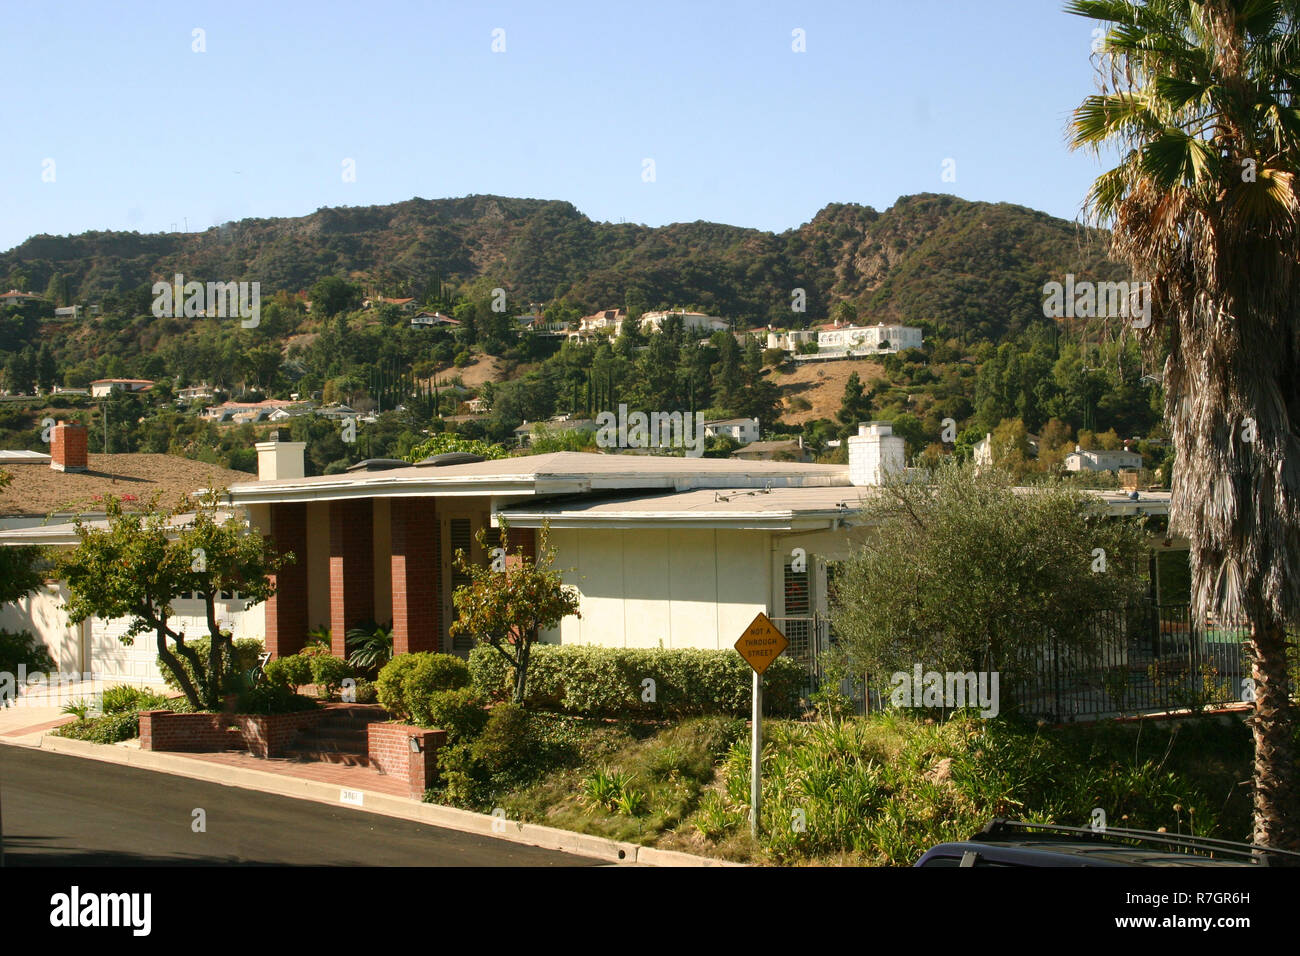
[750,669,762,839]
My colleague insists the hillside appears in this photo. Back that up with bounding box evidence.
[2,192,1121,344]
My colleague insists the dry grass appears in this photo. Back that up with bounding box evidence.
[766,359,890,425]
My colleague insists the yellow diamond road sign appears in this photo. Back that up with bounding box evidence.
[734,612,789,675]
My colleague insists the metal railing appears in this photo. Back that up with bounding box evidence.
[777,604,1298,723]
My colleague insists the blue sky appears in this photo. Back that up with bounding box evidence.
[0,0,1116,252]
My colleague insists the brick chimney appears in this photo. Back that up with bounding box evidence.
[50,421,88,473]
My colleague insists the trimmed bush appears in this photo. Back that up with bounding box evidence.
[309,655,356,696]
[264,654,313,689]
[410,686,489,739]
[467,644,803,718]
[377,652,471,721]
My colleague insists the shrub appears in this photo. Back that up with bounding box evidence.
[264,654,312,689]
[345,678,378,704]
[53,711,142,744]
[236,681,319,715]
[0,629,56,676]
[345,621,393,674]
[309,655,356,696]
[434,702,535,806]
[100,684,171,715]
[467,644,803,718]
[158,637,264,698]
[411,686,488,739]
[376,654,422,720]
[379,652,471,721]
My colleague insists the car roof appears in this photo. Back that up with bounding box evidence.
[916,840,1249,867]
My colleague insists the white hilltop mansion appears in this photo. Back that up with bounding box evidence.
[768,320,924,357]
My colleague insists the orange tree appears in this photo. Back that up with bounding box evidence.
[449,519,580,704]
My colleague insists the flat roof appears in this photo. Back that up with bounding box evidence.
[224,451,850,505]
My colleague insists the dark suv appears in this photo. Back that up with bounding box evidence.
[915,819,1300,867]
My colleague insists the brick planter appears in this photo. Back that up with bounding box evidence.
[139,708,327,757]
[368,722,448,799]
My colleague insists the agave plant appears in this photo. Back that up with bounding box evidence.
[345,621,393,673]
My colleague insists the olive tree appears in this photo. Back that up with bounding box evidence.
[830,459,1151,707]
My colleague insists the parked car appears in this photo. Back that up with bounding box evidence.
[915,818,1300,867]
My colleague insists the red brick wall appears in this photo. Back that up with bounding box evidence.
[265,503,309,657]
[367,722,447,799]
[391,498,439,654]
[51,422,88,472]
[139,709,326,757]
[505,527,536,569]
[329,499,374,654]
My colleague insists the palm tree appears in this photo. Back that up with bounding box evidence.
[1067,0,1300,852]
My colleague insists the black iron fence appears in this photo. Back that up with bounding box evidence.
[777,605,1299,723]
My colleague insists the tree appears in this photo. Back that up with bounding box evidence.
[836,371,870,436]
[404,432,509,462]
[830,458,1149,706]
[1068,0,1300,850]
[55,491,291,710]
[449,521,581,703]
[308,276,362,318]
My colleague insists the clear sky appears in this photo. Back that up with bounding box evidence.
[0,0,1116,252]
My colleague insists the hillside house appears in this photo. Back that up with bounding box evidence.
[90,378,154,398]
[704,418,761,445]
[1064,446,1143,472]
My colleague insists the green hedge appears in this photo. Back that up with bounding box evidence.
[468,644,804,718]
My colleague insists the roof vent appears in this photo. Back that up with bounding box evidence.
[416,452,487,467]
[345,458,410,473]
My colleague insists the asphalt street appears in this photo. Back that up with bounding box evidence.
[0,745,601,867]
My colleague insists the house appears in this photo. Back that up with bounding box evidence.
[50,386,89,397]
[640,310,729,335]
[766,329,817,351]
[366,296,418,313]
[410,311,460,328]
[465,397,489,414]
[0,289,44,308]
[0,421,1174,686]
[513,417,599,446]
[90,378,154,398]
[731,438,811,462]
[1064,446,1143,472]
[703,417,761,445]
[200,423,1168,664]
[54,305,80,319]
[177,384,215,403]
[572,308,627,339]
[202,399,304,422]
[814,322,923,355]
[0,424,259,683]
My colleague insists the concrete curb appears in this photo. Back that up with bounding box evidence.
[33,735,742,867]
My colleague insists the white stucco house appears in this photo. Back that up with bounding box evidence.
[703,418,761,445]
[1064,446,1143,472]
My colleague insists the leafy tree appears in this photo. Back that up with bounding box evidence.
[449,521,581,703]
[308,277,363,318]
[830,458,1149,706]
[1069,0,1300,847]
[55,491,291,710]
[404,432,509,462]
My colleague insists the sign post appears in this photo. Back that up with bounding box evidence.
[733,612,788,840]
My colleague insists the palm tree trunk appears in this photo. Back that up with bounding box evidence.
[1248,614,1298,854]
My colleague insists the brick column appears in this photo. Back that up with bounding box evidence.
[330,499,374,656]
[265,503,309,657]
[505,527,536,569]
[391,498,439,655]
